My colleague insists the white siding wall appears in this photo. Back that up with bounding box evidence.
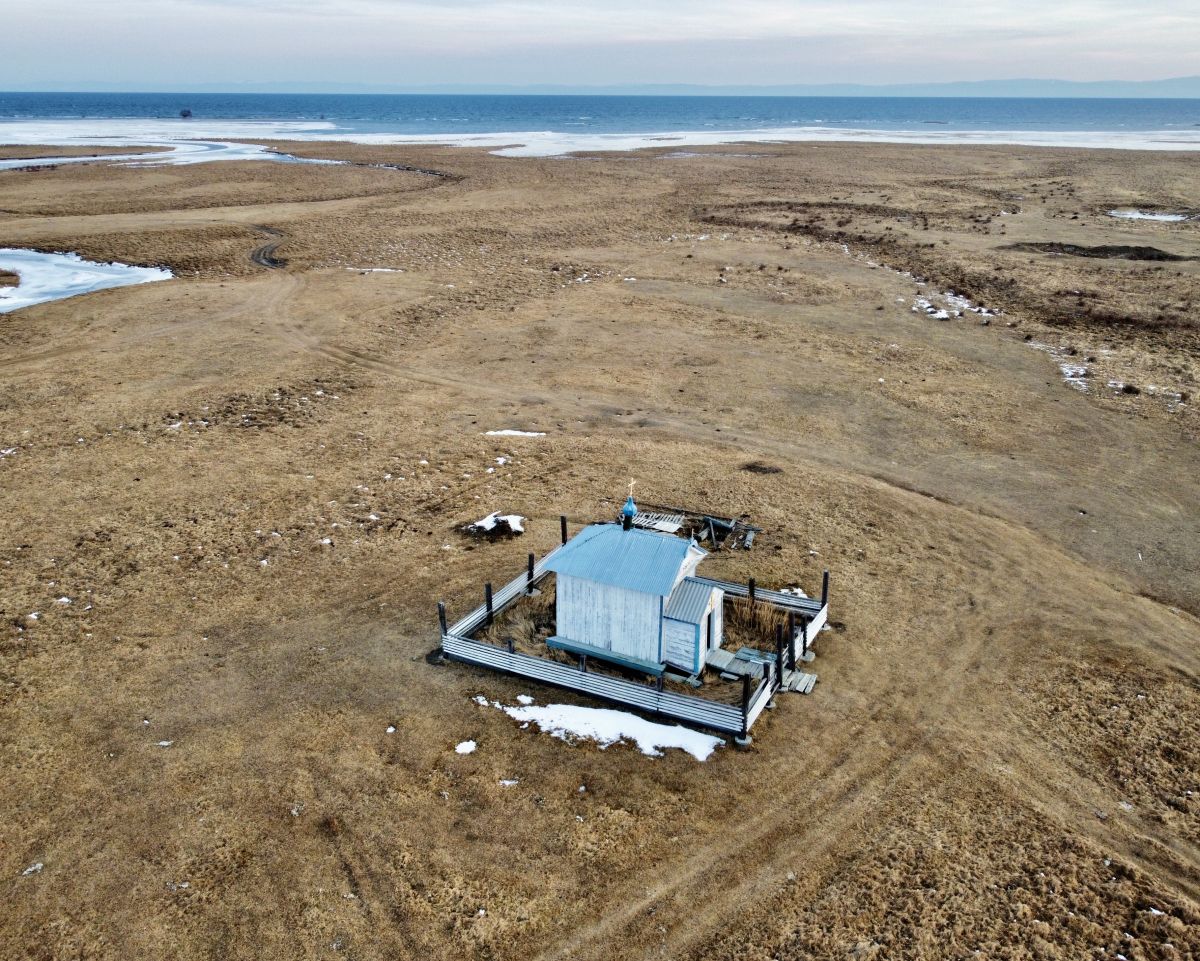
[662,619,698,672]
[555,575,663,663]
[711,589,725,649]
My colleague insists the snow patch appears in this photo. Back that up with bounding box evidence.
[1108,209,1189,222]
[494,700,724,761]
[466,511,525,535]
[484,429,545,437]
[455,740,477,755]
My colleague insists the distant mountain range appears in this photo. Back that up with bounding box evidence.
[10,77,1200,98]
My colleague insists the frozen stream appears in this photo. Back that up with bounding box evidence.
[0,248,172,313]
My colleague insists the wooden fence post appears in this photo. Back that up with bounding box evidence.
[748,577,756,606]
[527,553,535,592]
[822,569,830,608]
[801,616,810,656]
[776,624,785,685]
[560,515,568,545]
[787,612,797,670]
[437,601,447,636]
[485,582,494,627]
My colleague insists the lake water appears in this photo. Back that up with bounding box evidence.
[2,91,1198,135]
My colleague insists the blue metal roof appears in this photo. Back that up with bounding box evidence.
[545,523,699,596]
[664,577,713,625]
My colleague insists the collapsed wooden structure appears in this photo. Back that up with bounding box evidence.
[437,506,830,740]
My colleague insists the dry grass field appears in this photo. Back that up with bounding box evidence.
[1,140,1197,960]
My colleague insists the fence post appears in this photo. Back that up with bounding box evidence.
[485,582,494,627]
[801,616,810,657]
[776,624,785,685]
[741,674,751,737]
[527,552,535,592]
[560,515,568,545]
[787,612,797,670]
[821,569,830,608]
[437,601,447,636]
[748,577,756,606]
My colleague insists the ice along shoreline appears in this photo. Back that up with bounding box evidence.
[0,248,173,314]
[2,117,1200,168]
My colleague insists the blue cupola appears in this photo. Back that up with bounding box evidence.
[621,484,638,530]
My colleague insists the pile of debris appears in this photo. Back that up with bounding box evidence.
[464,512,526,539]
[624,502,761,550]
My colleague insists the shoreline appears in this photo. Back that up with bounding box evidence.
[2,117,1200,162]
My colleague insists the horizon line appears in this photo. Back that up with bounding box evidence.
[3,76,1200,100]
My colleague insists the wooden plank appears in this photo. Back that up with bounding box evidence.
[547,635,664,676]
[705,648,736,671]
[804,605,829,650]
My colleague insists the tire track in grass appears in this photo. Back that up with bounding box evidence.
[250,225,287,269]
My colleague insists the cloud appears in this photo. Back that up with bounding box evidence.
[6,0,1200,86]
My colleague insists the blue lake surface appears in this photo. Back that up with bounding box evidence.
[2,92,1197,135]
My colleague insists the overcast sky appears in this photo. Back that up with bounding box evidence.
[5,0,1199,89]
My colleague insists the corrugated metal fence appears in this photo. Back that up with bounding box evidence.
[442,632,772,736]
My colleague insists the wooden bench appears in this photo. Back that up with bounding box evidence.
[547,636,665,677]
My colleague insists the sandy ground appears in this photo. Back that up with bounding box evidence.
[1,140,1197,960]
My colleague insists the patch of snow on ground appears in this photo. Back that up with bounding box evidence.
[1028,341,1092,391]
[494,701,724,761]
[1060,362,1090,391]
[484,429,545,437]
[467,512,526,534]
[0,249,173,314]
[516,694,535,706]
[912,298,951,320]
[1108,210,1189,222]
[22,862,44,876]
[455,740,477,755]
